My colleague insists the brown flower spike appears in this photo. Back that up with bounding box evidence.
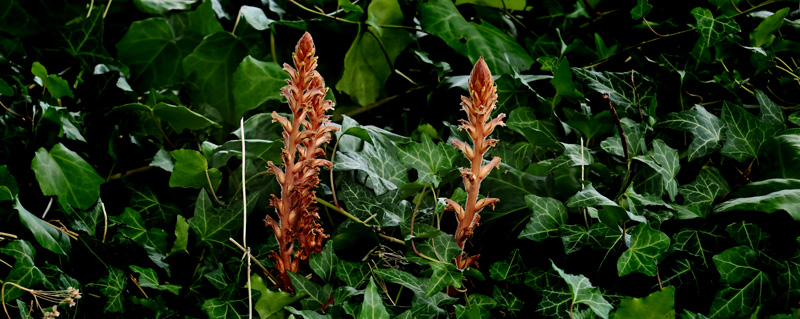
[445,57,505,269]
[265,32,338,292]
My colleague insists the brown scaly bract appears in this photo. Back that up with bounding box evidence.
[445,57,506,270]
[265,32,338,293]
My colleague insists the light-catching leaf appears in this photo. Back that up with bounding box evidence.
[571,68,656,119]
[0,240,47,300]
[612,286,676,319]
[169,149,222,190]
[16,199,71,255]
[552,261,613,319]
[519,194,568,242]
[617,223,671,277]
[714,188,800,221]
[116,18,181,90]
[360,278,391,319]
[129,265,181,294]
[288,271,333,311]
[334,140,408,195]
[31,143,104,210]
[397,134,458,187]
[232,56,286,119]
[679,167,730,209]
[97,267,126,313]
[634,139,681,201]
[425,263,462,297]
[659,105,723,161]
[250,274,302,319]
[691,8,741,61]
[133,0,197,14]
[454,0,524,10]
[720,102,775,162]
[309,244,339,282]
[708,246,772,318]
[111,208,168,253]
[187,189,259,245]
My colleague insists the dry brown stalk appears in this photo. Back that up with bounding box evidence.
[264,32,338,293]
[444,57,505,270]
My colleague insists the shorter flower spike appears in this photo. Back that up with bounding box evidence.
[447,57,506,270]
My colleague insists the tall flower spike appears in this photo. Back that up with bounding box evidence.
[265,32,339,293]
[444,57,505,270]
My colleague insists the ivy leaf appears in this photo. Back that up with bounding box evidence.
[537,288,572,317]
[152,102,220,133]
[714,187,800,221]
[336,0,412,106]
[375,268,456,315]
[492,287,525,315]
[750,8,789,47]
[310,244,339,282]
[16,199,71,255]
[183,32,248,125]
[169,215,189,255]
[678,167,730,213]
[560,224,591,254]
[129,186,180,224]
[0,165,18,201]
[725,222,768,251]
[630,0,652,20]
[601,118,647,158]
[187,189,259,245]
[335,260,370,287]
[672,229,717,266]
[414,233,462,264]
[721,102,775,162]
[519,194,568,242]
[202,298,241,319]
[31,143,104,210]
[659,105,723,161]
[111,207,168,253]
[551,57,583,100]
[566,183,617,208]
[552,261,613,319]
[360,278,391,319]
[288,271,333,311]
[129,265,181,294]
[97,267,127,313]
[169,149,222,191]
[755,89,785,128]
[397,134,458,188]
[239,6,273,31]
[425,263,462,297]
[617,223,670,277]
[232,56,286,119]
[417,0,533,75]
[572,69,656,119]
[250,274,302,319]
[634,139,680,201]
[334,140,408,196]
[691,7,741,61]
[116,18,181,90]
[708,246,772,318]
[489,250,524,283]
[506,107,562,151]
[0,240,47,300]
[454,0,524,10]
[133,0,197,14]
[612,286,676,319]
[762,134,800,179]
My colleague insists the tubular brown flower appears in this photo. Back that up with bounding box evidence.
[445,57,505,270]
[265,32,338,293]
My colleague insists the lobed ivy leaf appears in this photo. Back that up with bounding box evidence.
[601,118,647,158]
[31,143,104,210]
[133,0,197,14]
[630,0,652,20]
[750,8,789,47]
[672,229,717,266]
[111,207,168,253]
[678,167,729,213]
[720,102,776,162]
[506,107,562,151]
[492,286,525,315]
[634,139,681,201]
[129,186,180,224]
[537,288,572,317]
[519,194,568,242]
[232,56,286,119]
[425,263,462,297]
[250,274,302,319]
[183,32,248,125]
[725,222,768,251]
[310,244,339,282]
[617,223,670,277]
[709,246,772,318]
[130,265,181,294]
[61,198,103,236]
[552,261,613,319]
[169,149,222,191]
[116,18,181,90]
[187,189,259,245]
[334,139,408,196]
[0,240,47,300]
[97,267,127,313]
[335,260,370,288]
[169,215,189,255]
[755,89,785,128]
[397,134,458,188]
[659,105,723,161]
[572,69,656,119]
[202,298,241,319]
[691,7,741,61]
[612,286,676,319]
[288,271,333,311]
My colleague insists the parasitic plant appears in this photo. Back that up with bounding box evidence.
[445,57,505,269]
[265,32,338,292]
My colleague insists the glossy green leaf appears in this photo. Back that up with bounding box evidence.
[334,140,408,195]
[133,0,197,14]
[679,167,729,210]
[552,261,613,319]
[97,267,126,313]
[202,298,241,319]
[506,107,562,151]
[755,89,785,128]
[672,229,716,266]
[709,246,772,318]
[691,8,741,60]
[153,102,220,133]
[572,68,656,118]
[0,240,46,300]
[750,8,789,47]
[492,286,524,314]
[551,58,583,99]
[336,0,412,106]
[659,105,723,161]
[601,118,647,158]
[566,183,617,208]
[232,56,286,119]
[129,186,180,223]
[0,165,18,201]
[111,207,168,253]
[130,265,181,294]
[630,0,652,20]
[16,199,71,255]
[762,134,800,179]
[417,0,533,75]
[309,243,339,282]
[183,32,248,124]
[61,198,103,236]
[714,188,800,221]
[454,0,525,10]
[519,194,568,242]
[31,143,104,210]
[397,134,458,188]
[187,189,259,245]
[335,260,370,287]
[360,278,391,319]
[116,18,181,90]
[725,222,768,251]
[634,139,680,201]
[169,149,222,190]
[45,75,73,99]
[288,271,333,311]
[617,223,670,277]
[613,286,676,319]
[251,274,302,319]
[721,102,775,162]
[489,250,524,283]
[425,263,462,297]
[239,6,273,30]
[169,215,189,255]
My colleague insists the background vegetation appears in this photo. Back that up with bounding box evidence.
[1,0,800,318]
